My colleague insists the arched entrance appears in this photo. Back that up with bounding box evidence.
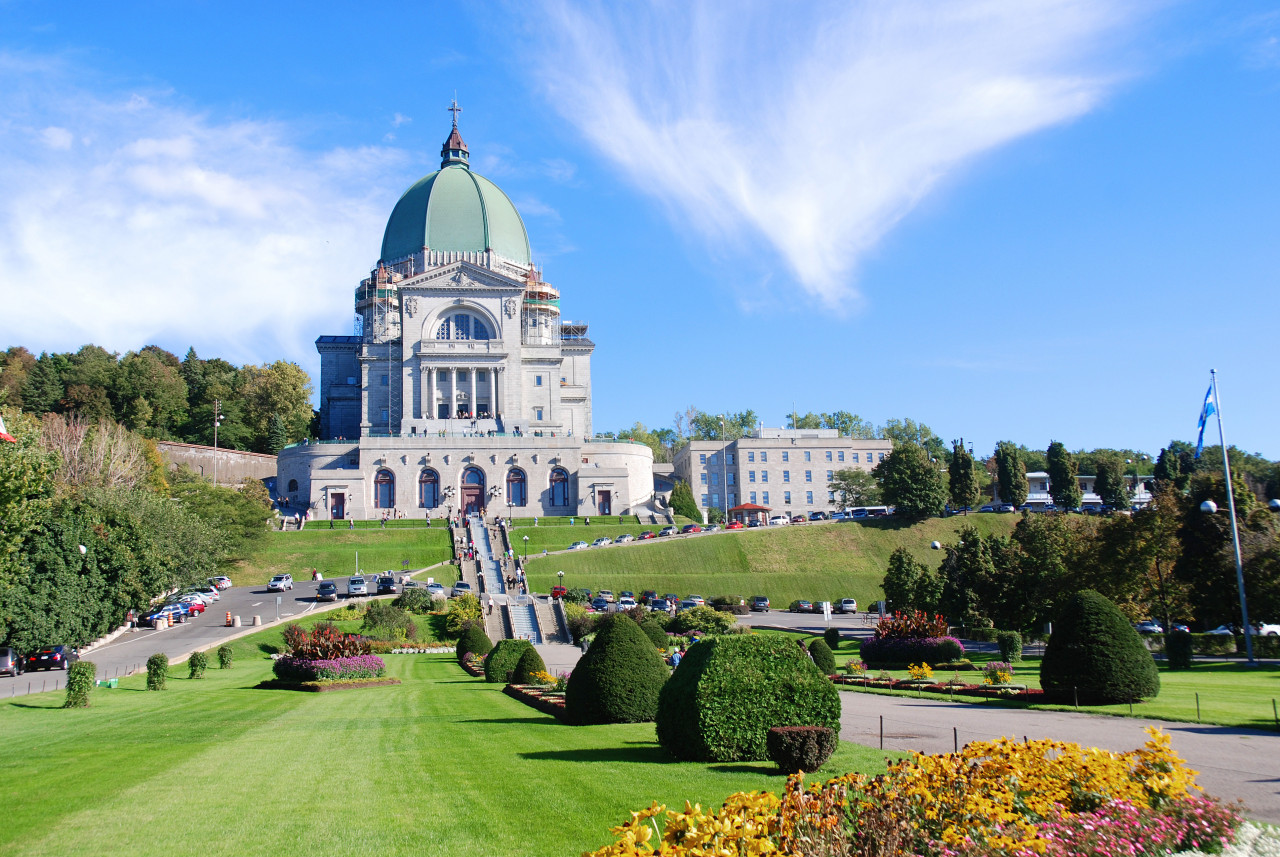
[461,466,486,516]
[374,469,395,509]
[419,469,440,509]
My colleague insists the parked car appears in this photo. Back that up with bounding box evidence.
[662,593,680,604]
[703,524,720,533]
[978,504,997,513]
[997,504,1016,513]
[677,599,699,612]
[791,515,807,524]
[24,645,78,671]
[347,577,368,596]
[568,540,590,550]
[680,524,702,534]
[182,590,216,606]
[748,519,765,527]
[209,576,233,590]
[659,526,677,536]
[812,601,833,614]
[750,596,771,612]
[769,515,790,526]
[1205,625,1236,636]
[451,581,473,598]
[790,600,813,613]
[175,595,207,614]
[808,511,827,521]
[376,576,398,595]
[1170,623,1190,633]
[550,585,568,599]
[614,533,635,544]
[592,537,612,547]
[831,512,848,521]
[620,591,635,600]
[726,521,745,530]
[268,574,294,592]
[193,586,220,602]
[837,598,858,614]
[639,590,657,604]
[598,590,615,603]
[590,597,610,611]
[617,596,637,610]
[0,647,23,676]
[648,598,671,613]
[639,530,656,540]
[1256,623,1280,636]
[315,581,339,602]
[850,509,870,519]
[1135,620,1163,634]
[685,594,705,606]
[426,582,446,597]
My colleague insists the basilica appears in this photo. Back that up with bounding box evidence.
[277,114,656,520]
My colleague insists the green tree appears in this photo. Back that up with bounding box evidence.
[20,352,66,415]
[880,417,946,461]
[872,443,946,520]
[240,361,313,450]
[939,526,993,627]
[669,479,702,523]
[828,467,880,509]
[0,409,58,585]
[947,440,981,512]
[113,349,189,436]
[882,547,941,613]
[167,468,272,565]
[1093,452,1131,510]
[821,411,877,438]
[0,347,36,408]
[266,413,288,454]
[689,409,758,441]
[1045,441,1083,511]
[994,441,1028,507]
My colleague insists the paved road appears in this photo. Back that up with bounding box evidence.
[839,691,1280,824]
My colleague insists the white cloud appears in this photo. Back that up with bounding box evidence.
[524,0,1148,304]
[0,58,411,373]
[391,112,412,127]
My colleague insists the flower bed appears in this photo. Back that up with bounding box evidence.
[503,683,567,720]
[833,675,1046,701]
[272,654,386,683]
[582,728,1244,857]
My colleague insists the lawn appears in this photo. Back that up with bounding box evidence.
[0,623,895,857]
[229,526,454,586]
[523,515,1018,608]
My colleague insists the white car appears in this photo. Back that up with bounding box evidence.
[1256,623,1280,636]
[268,574,294,592]
[451,581,473,598]
[768,515,790,526]
[183,590,216,605]
[567,541,590,550]
[1205,625,1235,636]
[209,576,233,590]
[347,577,368,597]
[193,586,220,602]
[616,597,637,610]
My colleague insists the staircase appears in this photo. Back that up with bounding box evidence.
[505,595,543,643]
[534,598,570,644]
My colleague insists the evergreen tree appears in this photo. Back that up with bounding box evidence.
[266,413,288,454]
[1046,441,1083,511]
[872,442,946,520]
[947,440,981,512]
[882,547,941,613]
[20,353,65,415]
[669,479,702,523]
[1094,452,1131,510]
[994,441,1028,507]
[939,525,993,627]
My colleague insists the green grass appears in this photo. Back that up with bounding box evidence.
[230,526,453,586]
[0,622,896,857]
[524,516,1018,607]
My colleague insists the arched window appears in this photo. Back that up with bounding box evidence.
[463,466,485,487]
[435,313,492,341]
[506,468,527,507]
[550,467,570,507]
[374,469,395,509]
[418,469,440,509]
[287,478,298,492]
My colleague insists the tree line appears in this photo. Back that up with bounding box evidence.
[0,344,313,454]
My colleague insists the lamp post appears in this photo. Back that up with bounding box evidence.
[212,399,224,486]
[1200,498,1255,664]
[718,415,728,525]
[1126,455,1149,507]
[557,570,564,592]
[522,535,529,562]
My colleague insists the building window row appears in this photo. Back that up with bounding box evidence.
[371,466,571,510]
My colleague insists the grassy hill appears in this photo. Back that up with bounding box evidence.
[231,524,453,585]
[521,516,1019,607]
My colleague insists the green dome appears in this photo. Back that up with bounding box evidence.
[380,163,532,267]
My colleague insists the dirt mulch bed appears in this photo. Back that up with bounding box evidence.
[832,675,1045,702]
[503,684,567,720]
[257,678,402,693]
[459,659,485,677]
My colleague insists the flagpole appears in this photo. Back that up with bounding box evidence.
[1211,369,1254,665]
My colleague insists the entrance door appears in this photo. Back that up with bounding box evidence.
[462,485,482,516]
[331,493,345,520]
[598,490,611,516]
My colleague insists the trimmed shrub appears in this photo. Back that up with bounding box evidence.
[859,636,964,666]
[766,726,837,774]
[808,638,836,674]
[823,627,841,650]
[456,625,493,662]
[1040,590,1160,704]
[393,588,437,614]
[646,610,673,630]
[1165,630,1194,670]
[657,635,841,762]
[188,650,208,679]
[996,630,1023,663]
[146,653,169,691]
[512,646,548,684]
[217,645,234,669]
[63,660,95,708]
[362,602,418,643]
[445,593,482,636]
[485,639,534,683]
[639,619,669,650]
[710,596,750,616]
[565,614,670,725]
[273,654,386,682]
[565,603,599,643]
[667,605,735,635]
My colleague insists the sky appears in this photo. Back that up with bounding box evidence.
[1,1,1278,460]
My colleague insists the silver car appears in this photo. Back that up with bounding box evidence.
[347,577,368,596]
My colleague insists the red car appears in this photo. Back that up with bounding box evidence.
[551,585,567,599]
[638,531,656,540]
[726,521,744,530]
[680,524,702,534]
[176,597,207,614]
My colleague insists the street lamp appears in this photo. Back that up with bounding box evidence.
[1200,498,1255,664]
[1126,455,1149,506]
[212,399,224,486]
[522,534,529,562]
[557,570,564,591]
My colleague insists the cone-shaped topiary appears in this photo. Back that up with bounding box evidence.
[485,639,534,683]
[512,646,548,684]
[1040,590,1160,704]
[657,635,841,762]
[639,619,669,650]
[456,624,493,662]
[565,614,669,724]
[808,638,836,674]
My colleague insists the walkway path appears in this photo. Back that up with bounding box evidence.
[839,691,1280,824]
[468,515,507,598]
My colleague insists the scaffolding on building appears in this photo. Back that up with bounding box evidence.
[356,262,403,436]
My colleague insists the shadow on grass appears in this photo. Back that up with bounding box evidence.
[708,762,782,776]
[7,701,63,709]
[257,644,280,655]
[520,745,671,764]
[464,716,560,726]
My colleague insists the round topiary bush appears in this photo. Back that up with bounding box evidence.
[639,619,669,650]
[456,625,493,663]
[766,725,838,774]
[657,635,841,762]
[565,614,670,724]
[996,630,1023,663]
[1165,630,1194,670]
[823,627,841,650]
[512,646,548,684]
[188,650,208,679]
[217,644,234,669]
[808,638,836,674]
[146,652,169,691]
[485,639,534,683]
[63,660,96,709]
[1040,590,1160,704]
[667,605,735,635]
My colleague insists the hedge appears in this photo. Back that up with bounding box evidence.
[565,614,669,724]
[485,639,534,683]
[272,655,386,682]
[188,650,208,679]
[639,619,670,650]
[766,726,837,774]
[63,660,95,708]
[1040,590,1159,704]
[512,646,548,684]
[455,625,493,662]
[859,636,964,666]
[996,630,1022,663]
[808,639,836,675]
[656,635,840,762]
[146,653,168,691]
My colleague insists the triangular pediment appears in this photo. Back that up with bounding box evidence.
[399,261,521,293]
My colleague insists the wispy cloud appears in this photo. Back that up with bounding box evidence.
[0,55,409,370]
[524,1,1149,304]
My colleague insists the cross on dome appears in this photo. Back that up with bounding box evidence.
[448,97,462,127]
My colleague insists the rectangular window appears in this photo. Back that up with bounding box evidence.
[826,450,833,462]
[711,473,719,486]
[761,452,768,462]
[749,471,756,483]
[762,491,769,505]
[761,471,769,483]
[699,453,707,465]
[782,471,790,483]
[826,470,834,480]
[727,453,735,465]
[700,473,708,485]
[750,491,757,504]
[727,473,736,485]
[729,492,736,506]
[806,491,814,504]
[535,407,543,420]
[805,470,812,482]
[804,451,811,462]
[701,494,710,506]
[380,408,388,421]
[828,491,835,502]
[839,451,846,462]
[782,451,789,462]
[712,493,720,507]
[748,451,755,462]
[879,452,886,461]
[535,375,543,386]
[850,452,858,463]
[380,374,389,386]
[784,491,791,505]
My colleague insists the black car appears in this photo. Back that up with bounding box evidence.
[316,581,339,602]
[750,596,771,612]
[25,645,78,672]
[376,576,398,595]
[639,590,657,604]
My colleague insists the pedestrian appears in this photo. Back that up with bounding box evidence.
[570,517,575,526]
[487,596,494,616]
[534,516,538,527]
[585,516,590,526]
[329,519,334,529]
[348,519,354,530]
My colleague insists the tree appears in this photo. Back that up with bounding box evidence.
[0,346,36,408]
[669,479,702,523]
[787,412,823,430]
[1154,444,1195,492]
[240,360,313,451]
[821,411,877,438]
[689,409,758,441]
[939,526,992,628]
[20,353,66,415]
[1045,441,1083,511]
[947,440,981,512]
[113,349,189,437]
[872,443,946,520]
[565,614,669,724]
[266,413,288,455]
[828,468,880,509]
[1094,452,1131,510]
[882,547,941,614]
[0,409,58,585]
[994,441,1028,507]
[1039,590,1160,704]
[881,417,946,461]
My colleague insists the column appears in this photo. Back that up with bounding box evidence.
[469,367,477,418]
[493,367,500,422]
[450,367,457,420]
[425,365,434,419]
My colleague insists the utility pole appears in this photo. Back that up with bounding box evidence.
[212,399,224,486]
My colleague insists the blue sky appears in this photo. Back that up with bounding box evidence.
[1,1,1278,459]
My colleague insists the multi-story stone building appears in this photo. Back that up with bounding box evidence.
[672,428,893,520]
[278,114,654,520]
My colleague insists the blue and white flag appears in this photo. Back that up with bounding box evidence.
[1195,384,1216,459]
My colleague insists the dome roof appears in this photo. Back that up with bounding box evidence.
[380,125,532,267]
